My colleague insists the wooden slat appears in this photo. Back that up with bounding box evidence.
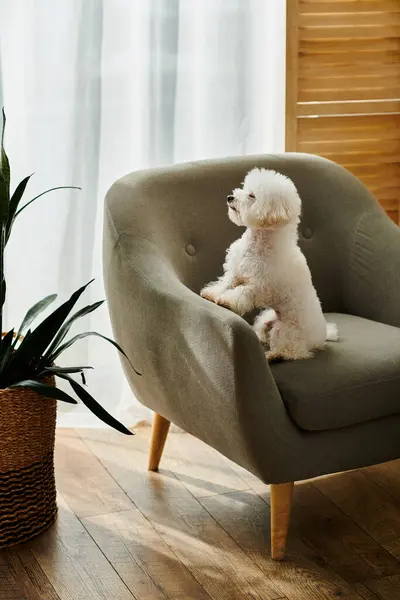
[298,138,400,154]
[286,0,300,151]
[299,50,400,68]
[300,38,400,56]
[300,75,400,92]
[299,85,400,102]
[350,163,400,178]
[298,114,400,141]
[300,12,400,27]
[322,151,400,166]
[300,0,400,8]
[298,100,400,116]
[288,0,400,223]
[300,1,400,14]
[387,210,399,223]
[300,63,400,79]
[300,25,400,40]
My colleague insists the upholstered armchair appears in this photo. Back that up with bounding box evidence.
[104,154,400,560]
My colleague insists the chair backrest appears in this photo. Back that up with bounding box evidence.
[105,153,384,313]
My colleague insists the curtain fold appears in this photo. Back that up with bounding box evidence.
[0,0,285,427]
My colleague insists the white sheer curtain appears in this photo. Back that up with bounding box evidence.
[0,0,286,427]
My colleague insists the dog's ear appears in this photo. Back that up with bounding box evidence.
[261,201,291,228]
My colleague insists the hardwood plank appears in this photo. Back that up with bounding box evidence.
[292,482,400,583]
[354,575,400,599]
[223,458,269,496]
[2,549,60,600]
[201,490,365,600]
[55,428,133,518]
[163,431,249,498]
[26,492,136,600]
[79,429,283,600]
[0,553,29,600]
[353,582,381,600]
[364,460,400,501]
[83,508,213,600]
[314,470,400,560]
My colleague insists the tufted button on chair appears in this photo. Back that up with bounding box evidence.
[104,154,400,560]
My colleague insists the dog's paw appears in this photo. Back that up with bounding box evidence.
[216,289,249,315]
[215,297,233,310]
[266,351,284,362]
[200,288,217,303]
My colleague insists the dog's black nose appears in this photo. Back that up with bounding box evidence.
[227,195,235,204]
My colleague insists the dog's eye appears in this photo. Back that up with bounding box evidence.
[249,192,255,200]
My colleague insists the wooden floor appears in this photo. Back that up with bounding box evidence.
[2,428,400,600]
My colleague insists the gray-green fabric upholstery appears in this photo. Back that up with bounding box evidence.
[103,153,400,484]
[272,313,400,431]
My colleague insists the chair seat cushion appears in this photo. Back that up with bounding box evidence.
[270,313,400,431]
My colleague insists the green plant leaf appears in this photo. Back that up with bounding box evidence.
[15,293,57,342]
[45,300,104,358]
[42,365,93,375]
[4,280,94,386]
[1,109,10,195]
[57,372,133,435]
[6,174,33,242]
[10,379,78,404]
[14,186,81,218]
[48,330,141,375]
[0,329,14,374]
[0,277,5,307]
[0,171,8,226]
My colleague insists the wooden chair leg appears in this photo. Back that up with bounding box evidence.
[148,413,171,471]
[270,482,294,561]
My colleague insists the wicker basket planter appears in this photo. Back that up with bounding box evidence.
[0,378,57,548]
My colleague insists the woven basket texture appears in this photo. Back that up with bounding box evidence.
[0,377,57,548]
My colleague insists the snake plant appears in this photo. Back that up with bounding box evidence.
[0,109,136,435]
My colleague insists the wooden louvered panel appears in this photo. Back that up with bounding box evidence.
[300,1,400,13]
[298,100,400,116]
[300,13,400,27]
[287,0,400,223]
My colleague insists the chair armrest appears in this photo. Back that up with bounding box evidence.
[103,211,297,480]
[346,208,400,328]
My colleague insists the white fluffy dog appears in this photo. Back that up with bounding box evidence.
[201,168,338,360]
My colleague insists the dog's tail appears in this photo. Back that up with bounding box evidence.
[326,322,338,342]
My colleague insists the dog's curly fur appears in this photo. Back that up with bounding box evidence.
[201,168,338,361]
